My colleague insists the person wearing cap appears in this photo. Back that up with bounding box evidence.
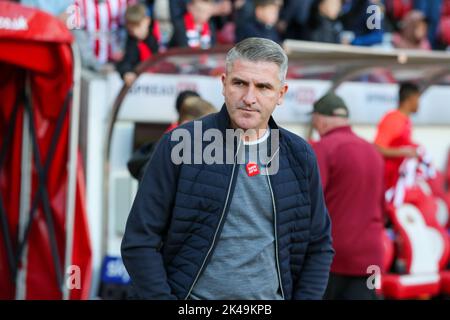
[311,92,384,300]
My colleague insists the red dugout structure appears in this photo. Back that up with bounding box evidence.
[0,2,91,299]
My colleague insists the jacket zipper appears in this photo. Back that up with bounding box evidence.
[265,161,285,300]
[184,141,241,299]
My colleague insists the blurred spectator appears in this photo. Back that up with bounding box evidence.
[234,0,255,35]
[311,92,384,300]
[374,82,421,190]
[73,0,132,72]
[169,0,232,25]
[208,0,233,44]
[277,0,315,40]
[213,0,235,44]
[151,0,174,49]
[392,10,431,50]
[413,0,442,48]
[303,0,343,43]
[169,0,229,21]
[178,96,217,124]
[169,0,232,43]
[169,0,216,48]
[137,0,164,47]
[383,0,413,32]
[340,0,385,46]
[165,90,201,132]
[116,3,160,86]
[235,0,283,43]
[127,96,215,181]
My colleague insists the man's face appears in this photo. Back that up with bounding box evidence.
[126,17,151,40]
[222,59,288,131]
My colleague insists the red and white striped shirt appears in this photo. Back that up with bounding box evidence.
[75,0,134,64]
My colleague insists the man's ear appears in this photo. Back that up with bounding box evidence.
[221,73,226,96]
[277,83,289,106]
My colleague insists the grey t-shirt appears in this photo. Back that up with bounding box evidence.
[190,131,283,300]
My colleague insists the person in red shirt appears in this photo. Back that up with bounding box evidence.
[311,92,384,300]
[374,82,421,190]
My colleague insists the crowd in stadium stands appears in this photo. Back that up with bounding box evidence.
[14,0,450,76]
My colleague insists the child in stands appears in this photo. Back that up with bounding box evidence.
[117,3,159,86]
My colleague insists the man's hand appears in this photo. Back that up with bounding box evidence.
[124,72,137,87]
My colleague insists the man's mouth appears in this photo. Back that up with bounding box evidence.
[238,107,259,113]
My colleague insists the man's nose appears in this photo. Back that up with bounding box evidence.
[242,85,257,106]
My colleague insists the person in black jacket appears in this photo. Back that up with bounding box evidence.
[121,37,334,300]
[303,0,343,43]
[277,0,315,40]
[235,0,283,43]
[117,3,159,86]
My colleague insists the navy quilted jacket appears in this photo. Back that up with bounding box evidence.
[121,105,334,300]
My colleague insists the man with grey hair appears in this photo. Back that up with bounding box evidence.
[121,37,334,300]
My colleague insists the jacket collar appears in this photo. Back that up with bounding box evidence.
[215,104,281,161]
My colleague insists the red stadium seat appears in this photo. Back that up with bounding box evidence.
[382,196,449,299]
[441,271,450,295]
[383,274,441,299]
[405,184,450,270]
